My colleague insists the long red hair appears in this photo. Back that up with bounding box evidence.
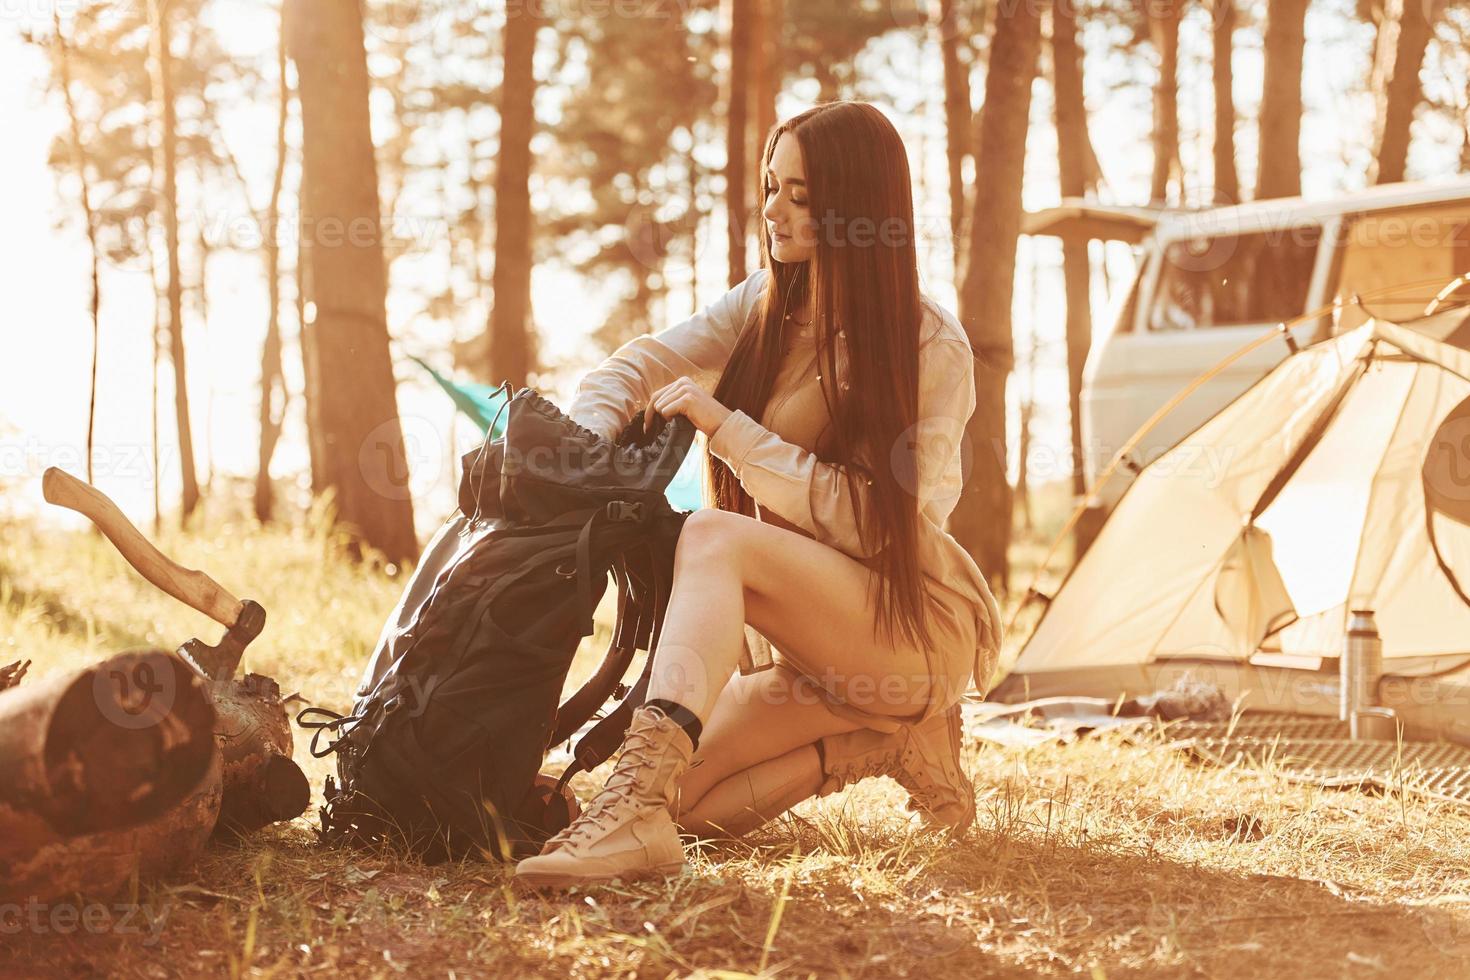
[707,101,935,652]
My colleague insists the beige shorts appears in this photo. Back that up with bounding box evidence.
[744,584,979,735]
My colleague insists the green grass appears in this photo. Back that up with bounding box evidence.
[4,481,1470,978]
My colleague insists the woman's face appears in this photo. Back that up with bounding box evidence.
[763,132,817,264]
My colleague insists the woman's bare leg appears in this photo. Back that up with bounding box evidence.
[675,662,861,811]
[677,743,822,840]
[514,509,939,885]
[645,508,935,727]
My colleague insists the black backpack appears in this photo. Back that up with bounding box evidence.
[298,386,695,862]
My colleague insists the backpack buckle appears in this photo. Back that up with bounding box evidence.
[606,500,645,522]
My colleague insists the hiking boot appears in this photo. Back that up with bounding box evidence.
[816,702,975,833]
[514,704,693,890]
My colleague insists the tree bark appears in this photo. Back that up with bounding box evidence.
[255,10,290,523]
[750,0,779,177]
[726,0,751,286]
[1462,75,1470,172]
[1212,0,1241,204]
[939,0,973,280]
[1255,0,1311,200]
[1149,0,1183,205]
[147,234,162,535]
[1368,0,1437,185]
[288,0,418,565]
[195,192,213,492]
[297,171,325,496]
[488,2,541,390]
[53,10,102,487]
[1017,247,1041,536]
[951,0,1042,594]
[148,0,200,523]
[1051,0,1096,527]
[689,130,702,316]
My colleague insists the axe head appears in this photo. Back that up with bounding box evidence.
[178,600,266,682]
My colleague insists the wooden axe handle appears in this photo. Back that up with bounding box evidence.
[41,467,244,629]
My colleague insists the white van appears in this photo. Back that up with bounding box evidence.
[1025,177,1470,522]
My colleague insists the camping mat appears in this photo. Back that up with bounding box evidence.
[1168,715,1470,805]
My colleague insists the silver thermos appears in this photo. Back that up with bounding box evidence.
[1342,609,1396,740]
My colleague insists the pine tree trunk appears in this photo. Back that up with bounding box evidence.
[196,207,213,492]
[1149,0,1182,205]
[689,133,702,316]
[148,0,200,523]
[1051,0,1096,520]
[1369,0,1437,185]
[488,3,540,390]
[1256,0,1311,200]
[951,0,1042,595]
[147,237,163,536]
[287,0,418,565]
[750,0,778,176]
[939,0,972,281]
[1017,242,1041,536]
[255,11,290,523]
[296,170,326,497]
[1212,0,1241,204]
[726,0,751,286]
[53,11,102,487]
[1462,77,1470,171]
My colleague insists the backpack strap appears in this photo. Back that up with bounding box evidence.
[555,651,657,794]
[547,557,642,748]
[554,534,675,792]
[546,502,672,752]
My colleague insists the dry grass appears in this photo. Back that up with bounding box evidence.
[4,484,1470,978]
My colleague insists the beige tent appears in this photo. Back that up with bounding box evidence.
[992,305,1470,743]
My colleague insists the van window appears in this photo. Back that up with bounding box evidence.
[1148,227,1320,331]
[1329,203,1470,333]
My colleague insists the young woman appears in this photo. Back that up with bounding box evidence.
[514,101,1003,890]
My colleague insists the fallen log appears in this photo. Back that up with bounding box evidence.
[0,649,218,903]
[1,747,223,905]
[212,673,309,836]
[37,469,309,838]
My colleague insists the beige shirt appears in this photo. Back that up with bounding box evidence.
[567,268,1003,693]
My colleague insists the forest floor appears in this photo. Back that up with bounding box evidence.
[4,482,1470,978]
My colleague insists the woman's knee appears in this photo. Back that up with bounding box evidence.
[674,508,751,567]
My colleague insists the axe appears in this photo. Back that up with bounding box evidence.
[41,467,265,681]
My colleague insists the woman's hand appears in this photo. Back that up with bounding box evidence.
[644,376,733,437]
